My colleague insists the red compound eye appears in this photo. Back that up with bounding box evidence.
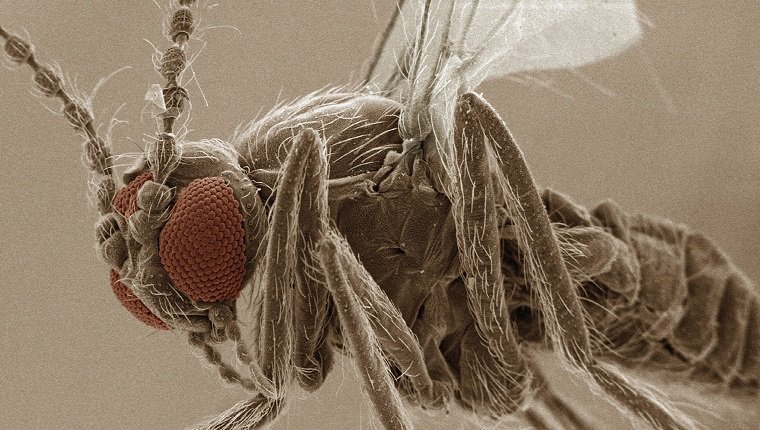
[159,176,247,302]
[113,171,153,218]
[110,270,169,330]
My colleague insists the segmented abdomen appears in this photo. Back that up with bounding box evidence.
[541,190,759,388]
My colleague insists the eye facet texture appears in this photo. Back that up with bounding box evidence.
[109,269,170,330]
[113,171,153,218]
[159,176,246,302]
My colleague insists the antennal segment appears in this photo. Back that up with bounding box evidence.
[0,25,116,215]
[148,0,197,183]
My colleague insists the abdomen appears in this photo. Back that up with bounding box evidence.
[539,190,760,388]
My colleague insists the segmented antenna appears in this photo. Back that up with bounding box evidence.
[0,25,116,215]
[148,0,197,183]
[146,1,276,397]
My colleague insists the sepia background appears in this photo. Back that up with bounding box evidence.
[1,1,758,429]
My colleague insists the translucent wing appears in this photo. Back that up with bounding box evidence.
[363,0,642,142]
[447,0,642,82]
[365,0,642,91]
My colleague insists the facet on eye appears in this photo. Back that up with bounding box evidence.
[109,269,170,330]
[113,171,154,218]
[159,176,247,303]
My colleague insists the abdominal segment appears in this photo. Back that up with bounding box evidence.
[538,189,759,388]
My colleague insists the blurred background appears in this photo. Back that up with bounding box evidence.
[1,1,758,429]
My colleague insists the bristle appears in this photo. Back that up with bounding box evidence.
[94,176,117,215]
[193,394,283,430]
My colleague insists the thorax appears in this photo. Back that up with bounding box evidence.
[233,92,404,180]
[235,91,461,323]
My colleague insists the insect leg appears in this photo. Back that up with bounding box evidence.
[257,128,319,392]
[193,393,283,430]
[333,232,449,410]
[462,92,693,430]
[283,128,430,423]
[194,129,329,429]
[318,229,413,430]
[197,129,323,429]
[446,91,529,417]
[291,129,334,392]
[407,287,458,410]
[456,93,590,358]
[527,360,600,430]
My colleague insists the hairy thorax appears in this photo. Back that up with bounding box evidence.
[234,92,461,325]
[234,92,405,179]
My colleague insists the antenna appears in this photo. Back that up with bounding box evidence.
[147,0,196,183]
[1,24,116,215]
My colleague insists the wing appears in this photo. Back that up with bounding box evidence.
[364,0,643,91]
[363,0,643,143]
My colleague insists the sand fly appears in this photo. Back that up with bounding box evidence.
[0,1,757,429]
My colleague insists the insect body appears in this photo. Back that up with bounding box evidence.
[1,1,758,429]
[523,190,760,387]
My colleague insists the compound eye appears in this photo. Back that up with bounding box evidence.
[159,176,247,302]
[110,270,170,330]
[113,171,154,218]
